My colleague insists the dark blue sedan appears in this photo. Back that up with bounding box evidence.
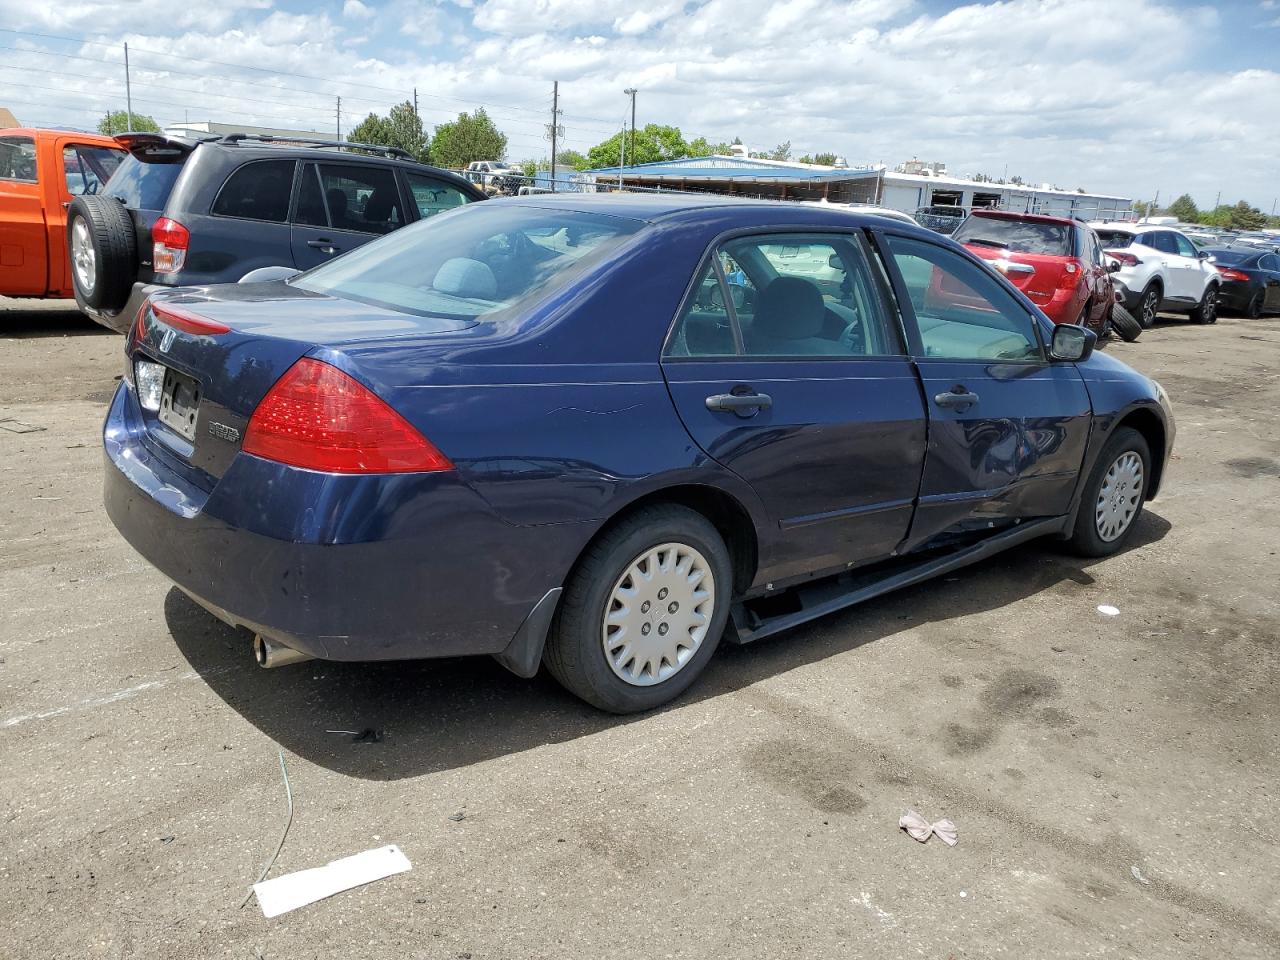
[104,195,1175,712]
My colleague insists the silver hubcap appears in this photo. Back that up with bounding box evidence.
[1142,292,1157,325]
[1095,451,1144,542]
[602,542,715,686]
[71,219,95,294]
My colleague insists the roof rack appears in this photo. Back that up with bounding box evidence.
[217,133,413,160]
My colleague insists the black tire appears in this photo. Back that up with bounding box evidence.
[1190,284,1218,325]
[544,504,733,713]
[1136,283,1161,328]
[1109,302,1142,342]
[66,195,137,313]
[1068,427,1151,558]
[1246,292,1264,320]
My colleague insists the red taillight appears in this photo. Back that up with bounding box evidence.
[1059,259,1083,289]
[152,217,189,274]
[243,358,453,474]
[132,300,149,343]
[1106,251,1141,267]
[1215,266,1250,282]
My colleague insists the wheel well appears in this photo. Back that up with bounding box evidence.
[587,485,759,596]
[1145,277,1163,297]
[1115,408,1166,497]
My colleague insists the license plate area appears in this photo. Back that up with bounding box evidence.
[158,367,201,442]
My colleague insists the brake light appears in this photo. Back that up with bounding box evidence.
[1107,251,1141,267]
[152,217,189,274]
[243,358,453,474]
[132,300,149,344]
[1215,266,1250,282]
[1059,259,1083,289]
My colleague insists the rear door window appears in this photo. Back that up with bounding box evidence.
[405,172,472,220]
[1145,232,1177,255]
[211,159,296,222]
[0,135,37,182]
[315,163,403,234]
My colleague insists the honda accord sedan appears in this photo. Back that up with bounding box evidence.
[104,195,1174,713]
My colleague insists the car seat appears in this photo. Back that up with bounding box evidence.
[747,277,845,355]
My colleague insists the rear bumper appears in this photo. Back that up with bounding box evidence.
[1214,282,1254,312]
[102,383,580,662]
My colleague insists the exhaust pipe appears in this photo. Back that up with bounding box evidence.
[253,634,314,669]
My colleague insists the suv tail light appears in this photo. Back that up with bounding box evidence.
[243,358,453,474]
[1059,259,1083,289]
[1215,266,1250,282]
[1106,251,1141,267]
[152,217,190,274]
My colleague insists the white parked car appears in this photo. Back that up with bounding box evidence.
[1090,222,1221,328]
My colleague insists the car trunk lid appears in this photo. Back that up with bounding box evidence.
[965,243,1078,301]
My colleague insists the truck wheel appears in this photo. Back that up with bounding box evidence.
[1109,303,1142,342]
[67,195,137,313]
[544,504,732,713]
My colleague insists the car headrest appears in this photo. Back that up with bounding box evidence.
[363,187,395,222]
[754,277,825,338]
[325,188,348,219]
[434,258,498,300]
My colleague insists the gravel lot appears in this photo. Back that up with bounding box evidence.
[2,297,1277,959]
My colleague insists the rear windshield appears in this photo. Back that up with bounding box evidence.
[1095,230,1134,249]
[292,202,642,320]
[954,216,1071,256]
[104,154,184,211]
[1207,249,1254,266]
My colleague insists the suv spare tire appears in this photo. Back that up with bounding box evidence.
[67,195,137,313]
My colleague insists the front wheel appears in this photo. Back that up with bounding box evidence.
[1068,427,1151,557]
[544,505,732,713]
[1190,285,1218,324]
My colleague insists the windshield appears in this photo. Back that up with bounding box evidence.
[293,202,642,320]
[105,154,184,210]
[1095,230,1134,249]
[955,216,1071,256]
[1207,249,1254,266]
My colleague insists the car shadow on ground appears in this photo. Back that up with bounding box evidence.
[0,302,112,338]
[165,511,1171,782]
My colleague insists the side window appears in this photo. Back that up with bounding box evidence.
[293,164,328,227]
[1173,233,1198,259]
[211,159,296,222]
[884,234,1043,362]
[666,259,739,358]
[1261,255,1279,272]
[0,136,37,182]
[405,173,472,220]
[1086,231,1103,266]
[724,233,897,357]
[1146,232,1177,255]
[62,145,121,196]
[316,163,402,234]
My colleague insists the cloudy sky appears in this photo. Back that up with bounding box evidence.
[1,0,1277,210]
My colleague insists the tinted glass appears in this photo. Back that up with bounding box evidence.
[1206,249,1252,266]
[667,259,738,357]
[293,203,641,320]
[886,235,1042,361]
[63,145,121,196]
[1173,233,1198,258]
[293,164,327,227]
[316,163,401,234]
[954,216,1071,256]
[1260,255,1279,272]
[1096,230,1134,249]
[1145,232,1177,254]
[405,172,472,220]
[104,154,184,210]
[0,136,37,181]
[211,159,294,222]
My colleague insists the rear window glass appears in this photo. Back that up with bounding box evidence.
[1095,230,1134,249]
[292,203,641,321]
[211,159,295,222]
[1207,249,1253,266]
[0,135,37,182]
[105,154,183,210]
[954,216,1071,256]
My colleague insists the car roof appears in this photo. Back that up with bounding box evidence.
[970,209,1076,227]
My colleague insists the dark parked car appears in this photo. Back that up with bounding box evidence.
[67,133,484,330]
[913,205,966,235]
[104,196,1174,713]
[1206,247,1280,318]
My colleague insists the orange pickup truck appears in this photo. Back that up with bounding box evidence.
[1,128,125,299]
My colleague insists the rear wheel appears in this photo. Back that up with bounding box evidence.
[544,505,732,713]
[66,195,137,313]
[1246,292,1264,319]
[1068,427,1151,557]
[1109,302,1142,342]
[1190,284,1218,324]
[1137,283,1160,328]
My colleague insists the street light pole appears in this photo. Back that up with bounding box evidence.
[623,87,637,169]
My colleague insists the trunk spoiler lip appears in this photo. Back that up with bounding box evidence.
[135,297,232,341]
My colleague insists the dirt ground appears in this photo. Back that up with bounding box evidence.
[1,297,1277,959]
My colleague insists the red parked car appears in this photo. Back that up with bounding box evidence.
[952,210,1128,336]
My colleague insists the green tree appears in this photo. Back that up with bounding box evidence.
[349,101,429,161]
[586,124,688,167]
[554,148,590,170]
[1229,200,1266,230]
[1168,193,1199,222]
[687,136,734,156]
[429,108,508,170]
[812,152,837,166]
[97,110,159,135]
[767,141,791,161]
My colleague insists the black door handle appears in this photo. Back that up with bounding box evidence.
[934,387,979,410]
[705,391,772,416]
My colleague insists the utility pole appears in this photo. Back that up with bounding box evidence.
[1214,190,1221,209]
[550,81,559,193]
[623,87,637,166]
[124,42,133,132]
[618,124,625,190]
[413,87,419,121]
[336,96,342,140]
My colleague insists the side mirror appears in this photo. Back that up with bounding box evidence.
[828,252,842,269]
[1050,324,1096,362]
[1197,250,1211,260]
[1107,260,1121,273]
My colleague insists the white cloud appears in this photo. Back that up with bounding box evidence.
[0,0,271,34]
[343,0,375,18]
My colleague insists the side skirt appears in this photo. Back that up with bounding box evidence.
[727,516,1068,645]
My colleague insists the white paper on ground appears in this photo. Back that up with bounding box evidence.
[1097,604,1120,616]
[254,844,411,918]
